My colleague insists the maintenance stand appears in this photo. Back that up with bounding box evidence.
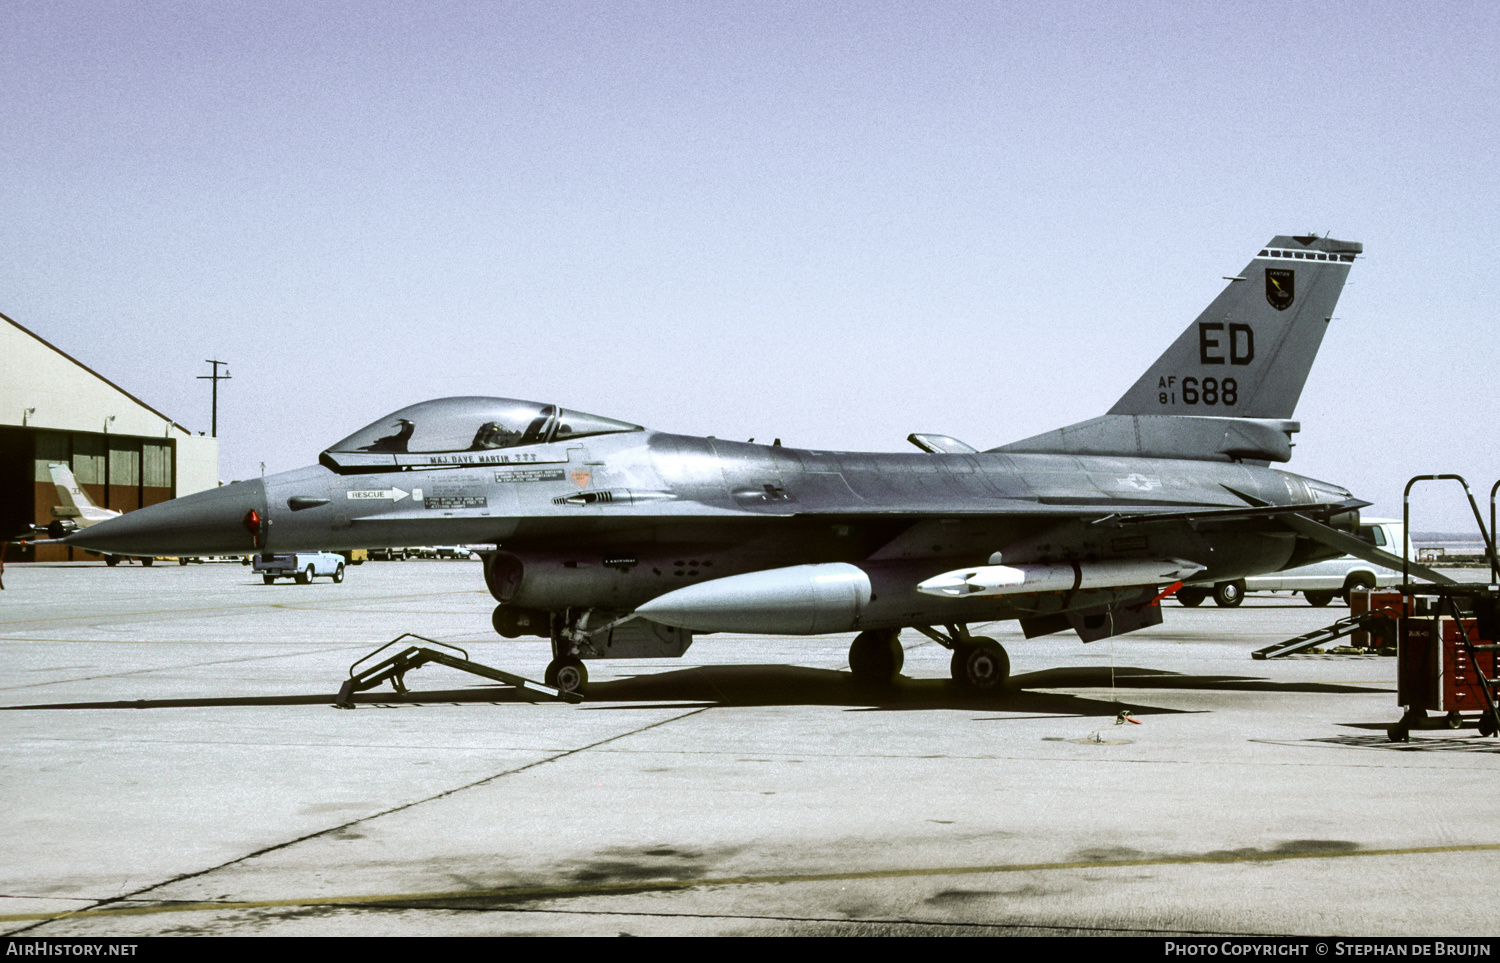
[1253,475,1500,742]
[336,634,583,707]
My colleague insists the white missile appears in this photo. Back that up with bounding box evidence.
[917,557,1205,598]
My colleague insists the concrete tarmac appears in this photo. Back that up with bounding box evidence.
[1,560,1496,936]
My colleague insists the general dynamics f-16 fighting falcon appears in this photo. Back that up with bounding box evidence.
[61,234,1450,694]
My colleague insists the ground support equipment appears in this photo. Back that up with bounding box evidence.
[335,634,583,707]
[1388,588,1500,741]
[1252,608,1401,660]
[1385,475,1500,741]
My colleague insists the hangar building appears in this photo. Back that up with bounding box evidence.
[0,311,219,561]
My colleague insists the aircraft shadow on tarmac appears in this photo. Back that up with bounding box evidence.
[3,663,1387,718]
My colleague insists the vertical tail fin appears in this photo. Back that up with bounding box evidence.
[49,463,93,512]
[1108,234,1362,419]
[49,463,116,524]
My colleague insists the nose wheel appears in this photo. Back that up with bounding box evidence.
[545,657,588,694]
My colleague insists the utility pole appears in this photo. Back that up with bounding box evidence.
[197,360,231,438]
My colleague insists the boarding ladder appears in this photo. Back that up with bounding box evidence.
[1251,609,1402,660]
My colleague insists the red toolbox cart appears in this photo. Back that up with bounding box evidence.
[1393,611,1499,738]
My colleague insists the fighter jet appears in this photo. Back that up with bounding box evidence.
[61,234,1448,693]
[7,464,158,566]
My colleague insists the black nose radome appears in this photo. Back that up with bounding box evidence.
[65,479,268,557]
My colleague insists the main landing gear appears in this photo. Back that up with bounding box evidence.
[950,638,1010,691]
[889,624,1014,692]
[927,624,1010,691]
[848,629,904,684]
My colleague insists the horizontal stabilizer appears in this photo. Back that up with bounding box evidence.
[1277,514,1455,585]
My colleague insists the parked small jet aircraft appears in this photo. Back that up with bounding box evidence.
[11,464,153,566]
[61,234,1451,692]
[42,463,122,537]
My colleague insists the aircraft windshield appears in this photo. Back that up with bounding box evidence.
[322,397,642,470]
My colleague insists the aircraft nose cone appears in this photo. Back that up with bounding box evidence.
[65,479,268,557]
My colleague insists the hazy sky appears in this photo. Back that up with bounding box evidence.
[4,1,1497,527]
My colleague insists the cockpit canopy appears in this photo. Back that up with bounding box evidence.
[321,397,643,471]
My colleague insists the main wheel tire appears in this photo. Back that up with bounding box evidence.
[263,574,275,585]
[1176,588,1207,607]
[332,564,344,583]
[105,556,120,567]
[141,557,154,567]
[1213,580,1244,607]
[1304,590,1336,607]
[951,637,1011,692]
[848,629,903,684]
[547,658,587,693]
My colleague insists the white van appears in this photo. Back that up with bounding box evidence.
[1237,518,1412,607]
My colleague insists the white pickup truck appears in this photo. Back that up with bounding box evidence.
[253,552,346,585]
[1184,518,1412,608]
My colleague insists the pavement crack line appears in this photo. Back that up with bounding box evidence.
[6,840,1500,927]
[1,705,713,936]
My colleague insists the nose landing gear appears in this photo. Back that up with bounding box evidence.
[545,657,588,693]
[545,609,595,695]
